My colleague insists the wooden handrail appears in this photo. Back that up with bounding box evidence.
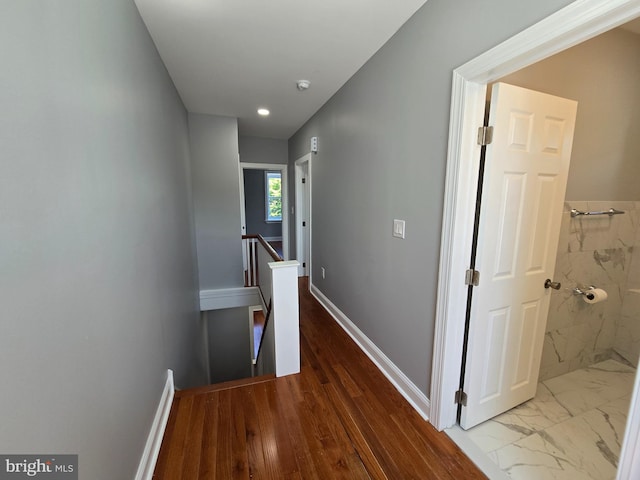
[242,234,282,262]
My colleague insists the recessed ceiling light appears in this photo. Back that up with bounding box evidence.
[257,108,270,116]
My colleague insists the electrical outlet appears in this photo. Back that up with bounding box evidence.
[321,267,326,279]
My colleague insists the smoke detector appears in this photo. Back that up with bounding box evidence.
[296,80,311,91]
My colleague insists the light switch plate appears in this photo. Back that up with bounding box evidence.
[393,219,406,239]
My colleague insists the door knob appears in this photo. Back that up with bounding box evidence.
[544,279,561,290]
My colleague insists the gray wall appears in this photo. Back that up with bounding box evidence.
[207,308,253,383]
[239,135,288,165]
[244,169,283,238]
[499,28,640,201]
[0,1,207,478]
[288,0,574,395]
[189,114,244,290]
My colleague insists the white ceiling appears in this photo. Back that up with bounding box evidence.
[134,0,428,139]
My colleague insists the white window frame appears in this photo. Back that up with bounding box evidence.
[265,171,282,223]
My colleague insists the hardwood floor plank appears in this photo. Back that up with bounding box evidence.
[229,389,250,479]
[390,412,485,480]
[215,390,233,479]
[323,382,388,480]
[161,395,194,478]
[236,387,267,480]
[181,394,206,479]
[253,382,293,478]
[292,368,369,480]
[198,393,219,479]
[331,362,364,398]
[272,377,323,480]
[327,377,407,479]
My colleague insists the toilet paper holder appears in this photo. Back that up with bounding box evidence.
[573,285,596,300]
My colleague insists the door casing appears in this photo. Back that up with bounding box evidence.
[295,153,312,278]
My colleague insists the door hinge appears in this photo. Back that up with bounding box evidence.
[455,389,468,406]
[302,178,306,184]
[465,269,480,286]
[477,126,494,146]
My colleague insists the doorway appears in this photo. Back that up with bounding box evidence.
[295,153,312,278]
[430,0,640,478]
[239,162,289,260]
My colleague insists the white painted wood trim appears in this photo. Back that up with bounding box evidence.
[270,261,300,377]
[310,282,430,420]
[431,73,486,431]
[457,0,640,84]
[432,0,640,433]
[240,162,288,169]
[617,364,640,480]
[238,159,247,266]
[295,153,312,278]
[135,369,175,480]
[199,286,260,311]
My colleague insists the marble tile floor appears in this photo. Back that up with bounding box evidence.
[465,359,636,480]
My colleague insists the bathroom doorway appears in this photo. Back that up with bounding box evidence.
[438,11,640,478]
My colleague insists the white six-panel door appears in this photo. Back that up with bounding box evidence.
[460,83,577,429]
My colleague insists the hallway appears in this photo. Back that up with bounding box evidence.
[153,279,485,479]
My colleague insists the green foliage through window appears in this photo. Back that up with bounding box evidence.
[266,172,282,222]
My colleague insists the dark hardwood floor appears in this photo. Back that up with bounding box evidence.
[154,278,485,479]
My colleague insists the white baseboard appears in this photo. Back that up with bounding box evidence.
[135,369,175,480]
[199,286,260,311]
[309,283,431,420]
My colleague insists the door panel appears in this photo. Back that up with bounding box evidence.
[460,83,577,429]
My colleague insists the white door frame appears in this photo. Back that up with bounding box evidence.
[431,0,640,475]
[239,162,289,260]
[295,153,312,278]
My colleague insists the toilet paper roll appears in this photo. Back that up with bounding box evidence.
[583,288,608,304]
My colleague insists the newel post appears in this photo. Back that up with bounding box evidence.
[269,260,300,377]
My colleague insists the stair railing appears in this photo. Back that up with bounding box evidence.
[242,234,299,378]
[242,234,282,287]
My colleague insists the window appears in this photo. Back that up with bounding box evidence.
[265,171,282,222]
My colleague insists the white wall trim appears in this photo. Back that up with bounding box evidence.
[240,162,288,169]
[310,282,430,420]
[199,286,260,311]
[294,153,312,278]
[618,363,640,479]
[432,0,640,433]
[135,369,175,480]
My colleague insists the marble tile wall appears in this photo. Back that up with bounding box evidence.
[540,201,640,380]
